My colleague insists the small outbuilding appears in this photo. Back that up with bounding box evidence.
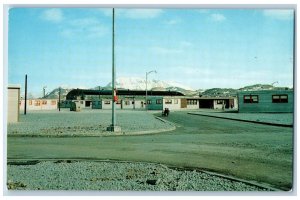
[7,85,20,123]
[238,89,293,113]
[70,101,81,112]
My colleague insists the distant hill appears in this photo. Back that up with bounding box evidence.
[200,84,292,97]
[43,88,72,100]
[201,88,238,97]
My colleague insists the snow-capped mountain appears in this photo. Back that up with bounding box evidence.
[105,77,194,91]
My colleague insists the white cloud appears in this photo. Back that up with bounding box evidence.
[69,18,99,27]
[41,8,63,23]
[210,13,226,22]
[118,9,163,19]
[61,17,108,39]
[165,18,182,25]
[151,46,182,54]
[263,10,293,20]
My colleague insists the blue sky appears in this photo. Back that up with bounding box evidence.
[7,8,294,97]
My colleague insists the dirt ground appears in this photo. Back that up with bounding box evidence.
[6,110,294,191]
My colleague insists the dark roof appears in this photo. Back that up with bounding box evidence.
[66,89,185,100]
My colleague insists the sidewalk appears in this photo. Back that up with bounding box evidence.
[188,110,293,127]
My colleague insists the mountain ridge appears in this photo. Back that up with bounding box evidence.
[41,78,292,99]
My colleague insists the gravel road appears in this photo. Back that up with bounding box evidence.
[7,160,270,191]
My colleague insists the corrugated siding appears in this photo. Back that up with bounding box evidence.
[147,96,163,110]
[238,90,294,113]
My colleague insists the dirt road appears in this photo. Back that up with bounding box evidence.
[7,111,293,190]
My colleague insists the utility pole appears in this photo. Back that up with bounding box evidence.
[24,74,27,115]
[58,87,61,112]
[107,8,121,132]
[99,86,101,101]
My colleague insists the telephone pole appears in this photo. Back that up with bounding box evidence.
[107,8,121,132]
[24,74,27,115]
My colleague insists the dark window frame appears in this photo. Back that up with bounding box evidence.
[243,95,259,103]
[272,94,288,103]
[217,100,223,104]
[156,99,162,104]
[165,99,172,104]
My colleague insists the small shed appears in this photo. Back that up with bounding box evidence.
[238,89,294,113]
[7,85,20,123]
[70,101,81,112]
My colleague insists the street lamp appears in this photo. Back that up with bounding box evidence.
[145,70,157,110]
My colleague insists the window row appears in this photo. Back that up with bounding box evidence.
[187,99,197,105]
[243,94,288,103]
[20,100,57,106]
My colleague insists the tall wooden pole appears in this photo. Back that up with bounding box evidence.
[24,74,27,115]
[58,87,61,112]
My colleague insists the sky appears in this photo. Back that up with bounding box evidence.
[7,7,294,97]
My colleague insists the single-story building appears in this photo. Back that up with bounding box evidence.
[8,85,20,123]
[20,99,58,111]
[198,97,238,109]
[92,98,146,110]
[147,96,238,111]
[238,90,293,113]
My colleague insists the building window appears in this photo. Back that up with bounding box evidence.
[272,95,288,103]
[42,100,47,105]
[187,99,197,105]
[165,99,172,104]
[156,99,162,104]
[104,101,110,104]
[34,100,40,106]
[243,95,259,103]
[80,101,84,104]
[125,101,130,105]
[217,100,224,104]
[147,100,152,105]
[174,99,179,104]
[51,100,56,105]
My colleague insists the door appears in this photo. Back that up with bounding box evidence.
[181,99,187,108]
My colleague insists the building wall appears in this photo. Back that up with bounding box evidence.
[122,99,135,109]
[147,96,163,110]
[233,98,238,109]
[8,86,20,123]
[101,100,122,109]
[92,100,102,109]
[213,100,225,109]
[186,99,199,109]
[134,100,145,109]
[20,99,58,111]
[238,90,294,113]
[163,98,181,110]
